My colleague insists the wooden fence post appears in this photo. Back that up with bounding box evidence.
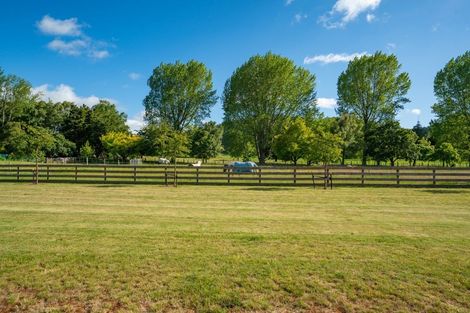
[46,165,49,182]
[104,166,107,182]
[196,167,199,185]
[293,168,296,184]
[258,168,262,184]
[75,166,78,182]
[361,167,365,185]
[17,166,19,182]
[227,169,231,184]
[432,169,436,186]
[396,168,400,185]
[133,166,137,183]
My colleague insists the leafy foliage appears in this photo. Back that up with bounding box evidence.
[368,121,418,166]
[100,131,141,160]
[337,52,411,164]
[272,118,312,165]
[433,142,460,167]
[431,51,470,162]
[223,52,317,164]
[144,60,217,131]
[189,122,223,162]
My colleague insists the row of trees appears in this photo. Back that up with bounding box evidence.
[0,50,468,166]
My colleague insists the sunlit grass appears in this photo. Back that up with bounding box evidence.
[0,183,469,312]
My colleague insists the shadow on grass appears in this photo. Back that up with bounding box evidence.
[242,187,296,191]
[91,184,136,188]
[419,189,469,194]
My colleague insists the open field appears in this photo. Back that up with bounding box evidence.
[0,184,469,312]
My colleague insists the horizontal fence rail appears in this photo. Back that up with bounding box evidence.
[0,164,469,187]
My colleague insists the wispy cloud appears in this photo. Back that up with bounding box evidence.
[386,42,396,51]
[410,109,421,115]
[128,72,141,80]
[319,0,381,29]
[47,39,87,56]
[37,15,83,36]
[285,0,295,6]
[37,15,113,60]
[304,52,369,65]
[32,84,115,107]
[366,13,376,23]
[126,111,146,132]
[317,98,337,109]
[293,13,308,24]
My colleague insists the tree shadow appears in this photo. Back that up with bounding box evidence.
[419,189,469,194]
[242,187,296,191]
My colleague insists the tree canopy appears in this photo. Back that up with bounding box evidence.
[144,60,217,131]
[223,52,317,164]
[431,51,470,163]
[337,52,411,165]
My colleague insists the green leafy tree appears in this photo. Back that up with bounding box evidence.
[80,140,95,164]
[139,123,189,161]
[139,123,172,157]
[412,121,428,139]
[48,133,76,157]
[304,128,342,165]
[431,51,470,164]
[272,117,312,165]
[223,52,317,164]
[334,113,361,165]
[416,138,435,164]
[60,103,92,153]
[189,122,223,163]
[222,125,257,161]
[0,68,36,129]
[434,143,460,167]
[368,121,417,166]
[4,123,55,183]
[336,52,411,165]
[100,131,141,160]
[144,60,217,131]
[89,100,129,155]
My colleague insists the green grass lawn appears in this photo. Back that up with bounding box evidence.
[0,184,469,312]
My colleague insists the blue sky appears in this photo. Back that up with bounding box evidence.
[0,0,468,130]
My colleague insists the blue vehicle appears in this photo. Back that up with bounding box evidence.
[224,161,258,173]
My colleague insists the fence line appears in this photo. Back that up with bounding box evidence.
[0,164,469,187]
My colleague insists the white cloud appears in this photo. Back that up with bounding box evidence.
[37,15,112,60]
[285,0,295,6]
[366,13,375,23]
[294,13,308,23]
[320,0,381,28]
[317,98,337,109]
[386,42,396,50]
[32,84,114,107]
[126,111,146,132]
[47,39,88,56]
[37,15,82,36]
[410,109,421,115]
[304,52,369,64]
[129,72,141,80]
[47,38,110,59]
[89,50,110,59]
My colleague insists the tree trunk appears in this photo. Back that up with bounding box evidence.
[341,149,345,165]
[258,149,267,165]
[390,159,395,167]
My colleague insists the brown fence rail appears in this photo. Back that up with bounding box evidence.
[0,164,469,187]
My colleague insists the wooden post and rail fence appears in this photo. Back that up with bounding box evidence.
[1,164,469,188]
